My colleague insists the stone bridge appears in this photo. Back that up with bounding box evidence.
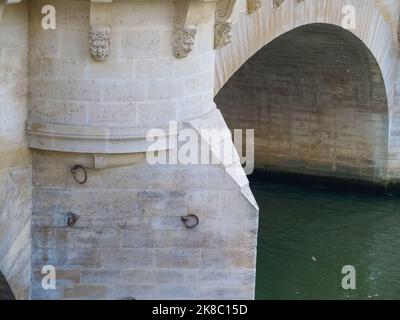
[0,0,399,299]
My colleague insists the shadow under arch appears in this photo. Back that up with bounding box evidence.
[214,0,398,107]
[0,271,15,300]
[215,23,389,183]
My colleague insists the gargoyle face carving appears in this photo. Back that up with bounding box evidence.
[89,26,111,61]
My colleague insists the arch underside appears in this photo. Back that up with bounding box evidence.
[215,0,398,102]
[215,21,390,182]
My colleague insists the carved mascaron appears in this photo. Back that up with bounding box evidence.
[89,25,111,61]
[172,25,197,59]
[214,21,232,49]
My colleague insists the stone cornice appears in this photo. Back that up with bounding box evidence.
[0,0,21,21]
[26,121,177,154]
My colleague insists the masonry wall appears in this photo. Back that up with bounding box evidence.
[31,148,257,299]
[28,0,215,147]
[0,1,31,300]
[387,15,400,182]
[215,24,389,182]
[29,0,258,299]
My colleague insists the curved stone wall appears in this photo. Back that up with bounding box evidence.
[27,0,216,154]
[29,0,258,300]
[0,1,31,300]
[215,24,389,182]
[0,0,398,300]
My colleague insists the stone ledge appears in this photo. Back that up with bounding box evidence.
[0,0,21,22]
[26,121,176,154]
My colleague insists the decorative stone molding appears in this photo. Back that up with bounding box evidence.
[214,0,236,49]
[92,153,144,170]
[0,0,21,22]
[26,121,177,154]
[247,0,261,14]
[89,25,111,61]
[173,0,217,58]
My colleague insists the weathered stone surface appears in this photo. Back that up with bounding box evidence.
[216,24,389,182]
[0,0,31,300]
[0,0,399,301]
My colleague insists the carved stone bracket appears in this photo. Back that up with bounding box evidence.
[89,0,113,61]
[173,0,217,58]
[214,0,236,50]
[0,0,21,22]
[247,0,261,14]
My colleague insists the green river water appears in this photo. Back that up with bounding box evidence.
[251,175,400,300]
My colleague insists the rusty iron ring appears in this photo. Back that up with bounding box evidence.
[66,212,79,227]
[181,214,199,229]
[71,165,88,184]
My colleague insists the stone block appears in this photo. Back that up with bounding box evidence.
[103,248,154,269]
[121,30,160,59]
[81,269,121,285]
[63,285,108,300]
[154,248,201,268]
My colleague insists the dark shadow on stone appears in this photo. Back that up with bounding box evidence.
[249,169,400,196]
[0,272,15,300]
[216,23,389,184]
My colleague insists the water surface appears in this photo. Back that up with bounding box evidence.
[251,175,400,299]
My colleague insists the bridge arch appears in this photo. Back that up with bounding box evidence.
[215,0,398,111]
[215,20,391,181]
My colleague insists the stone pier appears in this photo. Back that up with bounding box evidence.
[0,0,399,299]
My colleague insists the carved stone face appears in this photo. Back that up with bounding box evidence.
[89,26,111,61]
[172,25,197,59]
[214,21,232,49]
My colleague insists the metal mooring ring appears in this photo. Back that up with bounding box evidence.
[181,214,199,229]
[66,212,79,227]
[71,165,88,184]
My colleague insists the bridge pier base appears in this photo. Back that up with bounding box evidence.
[31,109,258,300]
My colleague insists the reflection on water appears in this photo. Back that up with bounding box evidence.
[251,174,400,300]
